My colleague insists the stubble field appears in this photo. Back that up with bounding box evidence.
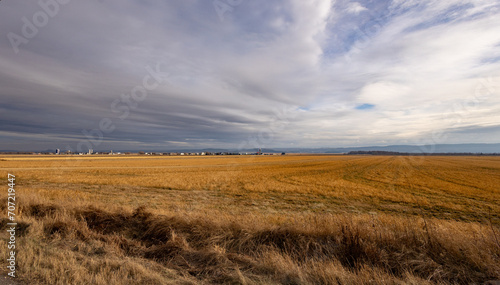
[0,155,499,284]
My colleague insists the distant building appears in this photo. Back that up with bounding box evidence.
[55,149,60,155]
[88,149,93,155]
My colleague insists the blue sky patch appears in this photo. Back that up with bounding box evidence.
[356,104,375,110]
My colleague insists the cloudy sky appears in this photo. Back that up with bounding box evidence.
[1,0,499,151]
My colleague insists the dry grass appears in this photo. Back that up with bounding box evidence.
[0,155,499,284]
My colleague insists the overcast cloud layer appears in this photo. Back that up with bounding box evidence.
[1,0,499,151]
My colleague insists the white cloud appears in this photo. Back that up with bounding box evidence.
[345,2,367,15]
[307,0,500,146]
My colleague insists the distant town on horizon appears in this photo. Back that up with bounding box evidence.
[3,143,500,156]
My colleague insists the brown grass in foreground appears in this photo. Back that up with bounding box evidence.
[0,155,499,284]
[0,194,499,284]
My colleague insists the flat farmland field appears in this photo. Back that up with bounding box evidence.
[1,155,499,284]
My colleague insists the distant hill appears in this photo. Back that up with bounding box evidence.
[274,143,500,154]
[123,144,500,154]
[346,150,500,156]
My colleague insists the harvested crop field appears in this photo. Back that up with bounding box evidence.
[0,155,499,284]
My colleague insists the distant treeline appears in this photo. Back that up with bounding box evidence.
[347,151,500,156]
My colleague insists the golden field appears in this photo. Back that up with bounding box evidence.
[0,155,499,284]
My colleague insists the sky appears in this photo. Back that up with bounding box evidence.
[0,0,499,151]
